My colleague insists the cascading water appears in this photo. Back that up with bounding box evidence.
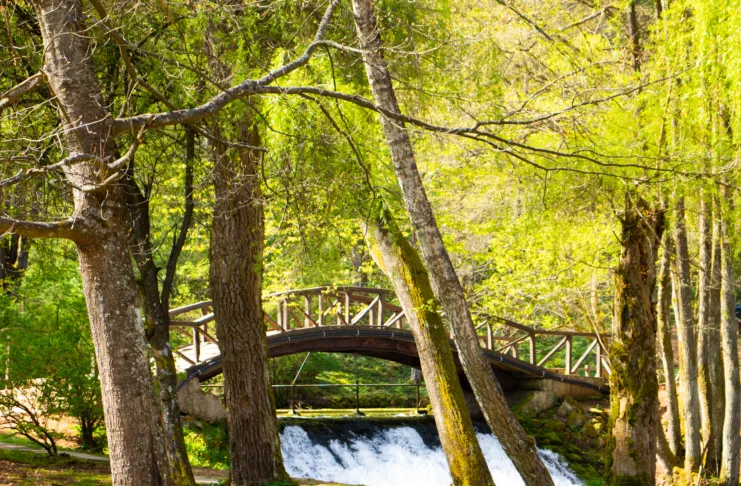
[280,418,583,486]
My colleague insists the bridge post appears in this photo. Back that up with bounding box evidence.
[282,300,289,331]
[304,296,311,328]
[596,342,602,378]
[344,292,351,324]
[486,324,493,350]
[565,336,572,375]
[318,294,324,326]
[193,325,200,363]
[528,333,536,364]
[377,297,384,326]
[355,379,360,414]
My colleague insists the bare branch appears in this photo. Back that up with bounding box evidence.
[0,73,44,114]
[111,0,341,136]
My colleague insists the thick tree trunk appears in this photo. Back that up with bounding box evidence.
[607,198,661,485]
[209,120,287,486]
[672,197,702,472]
[364,209,495,486]
[33,1,167,484]
[656,231,681,456]
[707,206,725,473]
[718,193,740,486]
[350,2,553,484]
[123,134,196,486]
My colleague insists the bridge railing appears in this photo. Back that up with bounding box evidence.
[168,286,611,379]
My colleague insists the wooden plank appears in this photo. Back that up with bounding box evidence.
[197,328,219,345]
[295,305,318,327]
[351,295,381,325]
[528,333,536,364]
[537,336,568,367]
[169,300,212,317]
[174,348,196,365]
[383,312,404,328]
[565,336,572,375]
[263,313,282,332]
[572,339,598,371]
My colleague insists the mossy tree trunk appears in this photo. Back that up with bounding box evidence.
[608,197,663,485]
[350,2,553,484]
[718,191,740,486]
[363,208,495,486]
[656,231,681,457]
[209,117,287,486]
[672,196,702,473]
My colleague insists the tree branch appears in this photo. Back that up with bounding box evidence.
[0,73,43,114]
[0,216,85,241]
[111,0,340,136]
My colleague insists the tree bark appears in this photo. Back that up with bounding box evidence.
[718,192,740,486]
[364,208,495,486]
[706,203,725,473]
[656,231,681,456]
[696,196,720,472]
[33,1,167,484]
[350,2,553,484]
[209,119,287,486]
[672,196,702,472]
[607,197,662,485]
[123,130,196,486]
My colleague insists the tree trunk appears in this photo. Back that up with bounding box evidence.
[350,2,553,484]
[607,197,662,485]
[657,231,681,456]
[209,119,287,486]
[672,196,702,472]
[718,192,740,486]
[696,196,720,472]
[364,208,495,486]
[706,204,725,473]
[34,1,167,484]
[123,132,196,486]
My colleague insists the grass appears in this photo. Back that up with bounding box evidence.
[0,448,111,485]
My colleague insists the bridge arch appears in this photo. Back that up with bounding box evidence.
[170,287,610,397]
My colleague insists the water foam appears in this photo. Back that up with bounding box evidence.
[281,425,584,486]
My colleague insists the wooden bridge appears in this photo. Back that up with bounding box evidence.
[170,286,611,395]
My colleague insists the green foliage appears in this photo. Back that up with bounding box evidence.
[183,422,230,470]
[0,241,103,452]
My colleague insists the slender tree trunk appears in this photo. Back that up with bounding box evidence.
[672,196,702,472]
[696,196,719,472]
[657,231,681,456]
[350,2,553,484]
[123,131,196,486]
[33,1,167,483]
[718,192,740,486]
[209,119,287,486]
[707,205,725,473]
[607,197,662,485]
[364,209,495,486]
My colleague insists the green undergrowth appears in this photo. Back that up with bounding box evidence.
[515,401,609,485]
[269,353,429,409]
[0,448,111,484]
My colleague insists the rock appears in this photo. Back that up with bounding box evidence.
[178,378,227,423]
[567,409,586,429]
[557,396,579,417]
[549,421,567,432]
[583,421,601,438]
[518,390,559,417]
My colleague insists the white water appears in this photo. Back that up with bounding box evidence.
[281,425,584,486]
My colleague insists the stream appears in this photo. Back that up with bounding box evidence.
[279,417,583,486]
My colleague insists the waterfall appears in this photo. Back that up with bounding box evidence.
[280,421,583,486]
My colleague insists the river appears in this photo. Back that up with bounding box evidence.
[279,417,583,486]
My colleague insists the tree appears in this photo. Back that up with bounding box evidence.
[364,205,495,486]
[350,1,554,484]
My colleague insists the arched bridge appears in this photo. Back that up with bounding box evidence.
[169,286,611,396]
